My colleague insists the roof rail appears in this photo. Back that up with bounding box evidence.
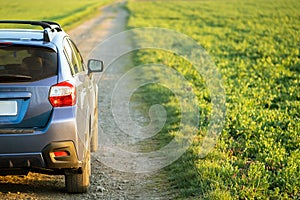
[0,20,62,42]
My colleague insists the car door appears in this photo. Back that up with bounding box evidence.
[63,38,91,151]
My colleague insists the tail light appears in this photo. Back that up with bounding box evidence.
[49,81,76,107]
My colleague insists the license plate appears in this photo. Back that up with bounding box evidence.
[0,101,17,116]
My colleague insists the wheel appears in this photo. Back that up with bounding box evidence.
[91,106,99,152]
[65,148,91,193]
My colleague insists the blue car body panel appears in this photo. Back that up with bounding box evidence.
[0,21,101,177]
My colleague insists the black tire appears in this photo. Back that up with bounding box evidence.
[65,149,91,193]
[91,106,99,152]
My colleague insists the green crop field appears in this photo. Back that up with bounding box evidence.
[126,0,300,199]
[0,0,114,30]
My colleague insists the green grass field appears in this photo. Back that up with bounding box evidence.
[126,0,300,199]
[0,0,114,30]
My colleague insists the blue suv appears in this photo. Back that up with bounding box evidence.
[0,20,103,193]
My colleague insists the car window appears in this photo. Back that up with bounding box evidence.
[68,39,85,72]
[63,38,85,75]
[0,45,57,83]
[63,38,77,75]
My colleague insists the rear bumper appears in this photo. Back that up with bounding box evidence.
[0,141,81,174]
[0,152,44,169]
[0,107,86,174]
[42,141,81,169]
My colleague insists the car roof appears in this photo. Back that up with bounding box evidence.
[0,30,59,51]
[0,29,44,41]
[0,20,66,50]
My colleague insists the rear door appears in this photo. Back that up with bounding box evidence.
[63,38,91,141]
[0,44,58,131]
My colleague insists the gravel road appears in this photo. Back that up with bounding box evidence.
[0,1,177,199]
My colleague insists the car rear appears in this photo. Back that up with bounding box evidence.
[0,37,81,173]
[0,21,102,193]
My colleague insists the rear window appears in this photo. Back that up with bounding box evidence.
[0,44,57,83]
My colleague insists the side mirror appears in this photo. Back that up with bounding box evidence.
[87,59,104,73]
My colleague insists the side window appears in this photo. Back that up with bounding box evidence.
[63,38,84,75]
[68,39,85,72]
[63,38,77,75]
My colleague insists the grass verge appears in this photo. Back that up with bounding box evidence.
[126,0,300,199]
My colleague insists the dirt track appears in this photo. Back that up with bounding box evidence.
[0,1,176,199]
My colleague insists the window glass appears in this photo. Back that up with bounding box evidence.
[67,39,85,73]
[0,45,57,83]
[63,38,76,75]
